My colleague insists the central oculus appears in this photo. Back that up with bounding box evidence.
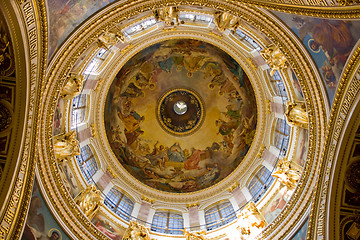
[157,88,205,136]
[174,101,187,115]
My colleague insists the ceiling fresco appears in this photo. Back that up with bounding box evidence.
[104,39,257,193]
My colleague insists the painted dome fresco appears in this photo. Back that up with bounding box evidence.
[104,39,257,193]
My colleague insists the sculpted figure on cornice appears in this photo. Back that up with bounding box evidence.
[272,158,301,190]
[53,131,80,162]
[213,11,241,32]
[98,30,125,49]
[153,6,182,26]
[285,101,308,129]
[60,73,84,100]
[123,221,151,240]
[183,228,207,240]
[237,202,266,238]
[75,185,102,220]
[260,45,288,76]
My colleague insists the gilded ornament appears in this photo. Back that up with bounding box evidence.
[0,32,14,76]
[98,30,125,49]
[60,73,84,100]
[337,0,360,6]
[237,202,266,237]
[141,195,155,204]
[123,220,151,240]
[213,11,241,32]
[285,101,308,129]
[260,45,288,76]
[183,228,207,240]
[186,202,200,208]
[256,144,265,158]
[272,158,301,190]
[74,185,102,220]
[153,6,183,26]
[53,131,80,162]
[228,182,239,192]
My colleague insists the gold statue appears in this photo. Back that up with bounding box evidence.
[60,73,84,100]
[153,6,182,26]
[272,158,300,190]
[75,185,102,220]
[123,221,151,240]
[53,131,80,162]
[183,228,207,240]
[213,11,241,32]
[98,30,125,49]
[285,101,308,129]
[260,45,288,76]
[237,202,266,237]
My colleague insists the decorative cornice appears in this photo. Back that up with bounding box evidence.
[141,195,155,204]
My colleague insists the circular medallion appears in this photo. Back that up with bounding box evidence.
[157,88,204,136]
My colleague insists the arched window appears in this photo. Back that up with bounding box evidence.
[248,166,274,202]
[71,94,87,128]
[151,211,184,235]
[76,145,98,182]
[104,188,134,221]
[270,70,288,98]
[205,201,237,231]
[274,118,290,155]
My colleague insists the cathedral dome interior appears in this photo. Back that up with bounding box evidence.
[0,1,360,240]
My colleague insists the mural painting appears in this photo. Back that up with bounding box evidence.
[292,128,308,167]
[104,39,257,193]
[290,218,309,240]
[22,180,70,240]
[53,98,65,135]
[46,0,116,59]
[289,69,304,101]
[58,161,80,198]
[273,12,360,105]
[92,213,125,240]
[261,186,293,224]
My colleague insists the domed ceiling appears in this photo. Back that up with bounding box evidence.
[104,39,257,193]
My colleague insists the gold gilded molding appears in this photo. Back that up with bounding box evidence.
[0,0,47,239]
[186,202,200,208]
[256,144,266,158]
[120,44,134,55]
[238,1,360,19]
[141,195,155,204]
[90,124,96,138]
[309,46,360,239]
[106,166,117,179]
[228,182,240,192]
